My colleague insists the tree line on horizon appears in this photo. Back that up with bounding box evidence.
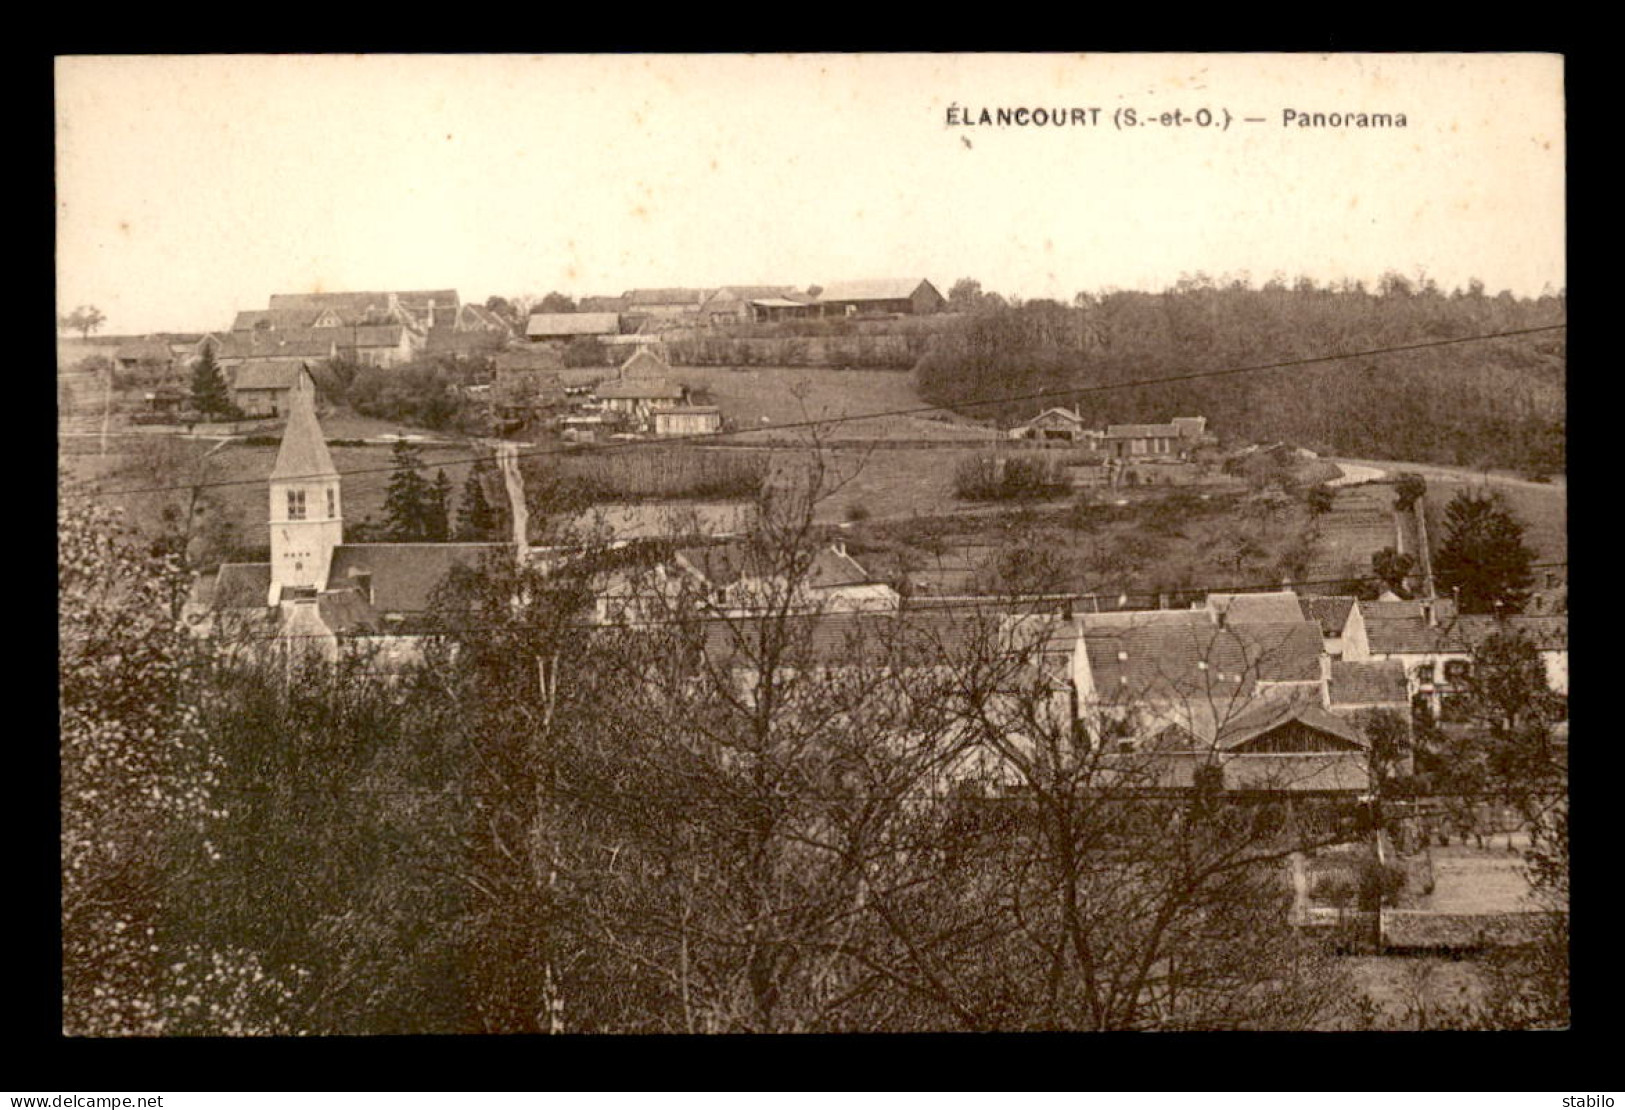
[917,274,1566,475]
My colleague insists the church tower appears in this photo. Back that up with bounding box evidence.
[268,366,343,604]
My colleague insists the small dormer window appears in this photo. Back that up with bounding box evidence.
[287,489,306,520]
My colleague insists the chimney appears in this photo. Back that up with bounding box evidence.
[427,298,437,329]
[1421,598,1437,628]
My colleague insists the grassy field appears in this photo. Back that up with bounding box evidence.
[674,365,995,442]
[1422,478,1568,568]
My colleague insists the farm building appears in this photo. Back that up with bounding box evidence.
[1101,417,1207,460]
[526,312,622,343]
[114,337,177,379]
[1012,408,1092,443]
[623,288,709,318]
[815,278,946,317]
[231,358,310,417]
[698,286,813,325]
[216,331,341,374]
[595,378,687,422]
[653,406,722,437]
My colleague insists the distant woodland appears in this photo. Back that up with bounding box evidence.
[915,277,1566,473]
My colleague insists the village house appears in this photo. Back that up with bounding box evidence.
[1350,601,1568,723]
[815,278,946,317]
[1010,407,1093,443]
[622,288,710,320]
[230,358,311,417]
[593,378,687,424]
[698,286,813,326]
[216,331,341,375]
[672,540,900,616]
[267,289,462,333]
[1101,418,1206,460]
[652,406,722,437]
[526,312,622,345]
[113,336,179,381]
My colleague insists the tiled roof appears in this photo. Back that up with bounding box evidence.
[232,309,325,332]
[1299,596,1357,637]
[315,587,383,635]
[817,278,934,303]
[1084,620,1324,700]
[1329,659,1409,706]
[595,378,684,400]
[624,288,708,307]
[618,348,673,378]
[494,348,565,372]
[453,303,509,332]
[218,331,339,361]
[232,358,307,392]
[526,313,622,338]
[425,329,507,354]
[1216,697,1368,750]
[807,547,876,589]
[349,325,409,348]
[1104,423,1183,439]
[1078,608,1211,632]
[212,563,272,609]
[1208,591,1308,625]
[326,543,511,615]
[115,337,174,362]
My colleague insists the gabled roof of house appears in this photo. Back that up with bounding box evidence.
[1084,620,1325,700]
[232,358,309,392]
[1105,423,1183,439]
[619,348,673,378]
[1216,697,1368,751]
[807,547,877,589]
[816,278,936,303]
[315,586,384,635]
[1171,416,1208,437]
[1020,407,1086,427]
[595,378,684,400]
[349,325,410,348]
[425,328,508,354]
[526,313,622,338]
[212,562,273,609]
[1079,608,1212,632]
[1328,659,1409,706]
[1299,596,1357,637]
[219,331,339,361]
[115,337,174,362]
[1207,591,1308,626]
[271,369,336,481]
[453,303,510,332]
[624,288,709,307]
[233,308,327,332]
[326,543,510,615]
[494,347,566,372]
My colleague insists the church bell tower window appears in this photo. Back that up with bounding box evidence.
[287,489,306,520]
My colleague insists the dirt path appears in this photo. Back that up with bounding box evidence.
[1328,457,1565,495]
[492,441,529,551]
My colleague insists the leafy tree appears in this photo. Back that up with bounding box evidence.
[947,277,984,313]
[1434,490,1537,615]
[60,304,107,340]
[1371,547,1415,595]
[562,336,607,368]
[382,439,436,541]
[538,291,577,314]
[1392,473,1427,513]
[189,344,235,417]
[1306,484,1335,516]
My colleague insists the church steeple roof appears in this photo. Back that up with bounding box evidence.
[271,365,337,482]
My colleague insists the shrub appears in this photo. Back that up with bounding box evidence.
[954,454,1069,502]
[845,504,872,523]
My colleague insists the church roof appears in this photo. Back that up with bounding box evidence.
[327,543,510,614]
[270,367,337,482]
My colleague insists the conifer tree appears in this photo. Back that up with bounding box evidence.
[190,344,234,417]
[429,470,454,542]
[1435,490,1537,615]
[457,459,501,541]
[383,440,435,541]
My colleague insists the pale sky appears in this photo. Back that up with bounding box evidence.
[56,53,1566,335]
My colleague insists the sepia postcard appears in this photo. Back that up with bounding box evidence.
[55,53,1566,1038]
